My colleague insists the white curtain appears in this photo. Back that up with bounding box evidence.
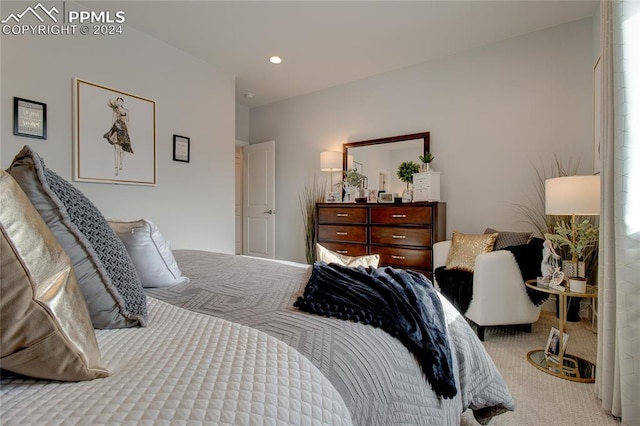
[595,1,640,424]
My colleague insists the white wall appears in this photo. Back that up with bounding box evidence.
[1,17,236,253]
[251,18,595,263]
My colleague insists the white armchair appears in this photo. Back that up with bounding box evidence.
[433,240,541,341]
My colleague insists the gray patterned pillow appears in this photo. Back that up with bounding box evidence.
[7,146,147,329]
[484,227,533,251]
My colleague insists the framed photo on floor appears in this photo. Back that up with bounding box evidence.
[73,78,157,186]
[545,327,569,356]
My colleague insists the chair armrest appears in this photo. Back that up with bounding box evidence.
[433,240,451,269]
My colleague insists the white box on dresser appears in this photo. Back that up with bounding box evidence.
[413,171,441,202]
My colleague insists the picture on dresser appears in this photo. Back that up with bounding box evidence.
[367,189,378,203]
[325,191,341,203]
[379,192,394,203]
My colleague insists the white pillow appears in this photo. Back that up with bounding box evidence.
[316,243,380,268]
[108,219,190,288]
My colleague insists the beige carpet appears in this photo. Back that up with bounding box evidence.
[460,311,620,425]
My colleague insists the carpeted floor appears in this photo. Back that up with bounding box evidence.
[460,311,620,425]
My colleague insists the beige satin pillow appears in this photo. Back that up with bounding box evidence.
[316,243,380,268]
[445,231,498,273]
[0,171,108,381]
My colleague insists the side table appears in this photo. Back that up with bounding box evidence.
[524,279,597,383]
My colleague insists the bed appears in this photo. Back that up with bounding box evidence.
[145,250,516,425]
[2,146,514,425]
[0,298,354,425]
[0,150,352,426]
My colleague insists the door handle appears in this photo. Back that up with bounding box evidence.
[263,209,275,214]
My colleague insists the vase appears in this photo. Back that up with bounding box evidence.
[420,163,431,172]
[402,187,413,202]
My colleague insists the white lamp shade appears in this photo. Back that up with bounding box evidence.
[545,176,601,215]
[320,151,342,171]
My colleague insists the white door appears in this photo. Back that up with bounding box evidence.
[243,140,275,258]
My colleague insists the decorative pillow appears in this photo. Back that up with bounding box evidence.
[108,218,190,287]
[445,231,498,272]
[0,171,109,381]
[316,243,380,268]
[6,146,147,329]
[485,227,532,251]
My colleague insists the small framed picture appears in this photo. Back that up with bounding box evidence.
[367,189,378,203]
[545,327,569,356]
[173,134,190,162]
[325,191,341,203]
[14,97,47,139]
[379,192,394,203]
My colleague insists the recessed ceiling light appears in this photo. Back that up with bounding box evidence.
[269,56,282,64]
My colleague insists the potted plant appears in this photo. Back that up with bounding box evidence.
[544,218,599,279]
[396,161,421,202]
[418,152,435,172]
[343,168,366,202]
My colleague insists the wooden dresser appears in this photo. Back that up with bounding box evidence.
[316,202,446,279]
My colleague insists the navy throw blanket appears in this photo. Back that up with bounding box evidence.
[294,262,457,399]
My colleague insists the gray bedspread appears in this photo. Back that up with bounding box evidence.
[146,250,515,425]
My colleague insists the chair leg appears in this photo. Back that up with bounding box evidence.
[476,325,485,341]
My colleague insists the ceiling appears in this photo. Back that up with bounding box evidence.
[94,1,597,108]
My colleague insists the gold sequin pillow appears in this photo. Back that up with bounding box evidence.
[445,231,498,272]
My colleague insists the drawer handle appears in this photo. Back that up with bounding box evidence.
[391,214,407,218]
[392,235,406,239]
[391,255,406,260]
[336,232,348,236]
[336,250,348,254]
[336,213,349,217]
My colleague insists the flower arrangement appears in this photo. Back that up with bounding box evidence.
[544,219,599,261]
[396,161,421,188]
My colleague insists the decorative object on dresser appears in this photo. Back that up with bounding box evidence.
[316,202,446,279]
[412,171,440,202]
[418,151,434,172]
[396,160,420,202]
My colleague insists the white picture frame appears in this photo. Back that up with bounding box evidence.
[367,189,378,203]
[378,192,394,203]
[74,78,157,185]
[325,191,341,203]
[545,327,569,356]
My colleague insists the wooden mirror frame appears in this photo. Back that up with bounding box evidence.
[342,132,430,172]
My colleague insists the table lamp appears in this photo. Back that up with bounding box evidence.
[545,175,600,270]
[320,151,342,188]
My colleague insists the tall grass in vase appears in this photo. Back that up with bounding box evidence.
[299,176,327,264]
[515,156,599,283]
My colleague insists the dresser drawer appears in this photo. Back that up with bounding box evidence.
[318,207,367,224]
[318,242,368,257]
[370,226,431,247]
[318,225,366,243]
[371,246,432,270]
[370,206,432,225]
